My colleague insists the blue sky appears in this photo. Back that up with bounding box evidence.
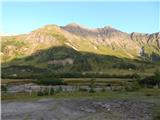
[1,1,160,34]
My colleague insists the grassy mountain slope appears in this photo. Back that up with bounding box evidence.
[1,23,160,77]
[2,46,159,79]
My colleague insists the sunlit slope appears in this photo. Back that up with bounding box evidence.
[1,23,160,68]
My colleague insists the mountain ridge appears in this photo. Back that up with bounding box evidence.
[1,23,160,63]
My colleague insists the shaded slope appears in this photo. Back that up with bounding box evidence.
[2,46,159,79]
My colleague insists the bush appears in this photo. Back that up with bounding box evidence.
[113,62,137,70]
[50,88,55,95]
[138,70,160,88]
[100,87,106,92]
[1,85,8,92]
[78,87,88,92]
[43,88,49,95]
[35,78,65,85]
[37,91,44,96]
[37,87,55,96]
[89,78,96,93]
[89,88,95,93]
[132,72,140,79]
[55,86,63,93]
[124,81,141,92]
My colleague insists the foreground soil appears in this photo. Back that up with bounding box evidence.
[2,98,153,120]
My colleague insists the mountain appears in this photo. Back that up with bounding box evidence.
[1,23,160,77]
[62,23,160,58]
[1,23,160,62]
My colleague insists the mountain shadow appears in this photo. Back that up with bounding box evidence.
[1,46,158,79]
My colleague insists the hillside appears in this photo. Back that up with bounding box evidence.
[1,23,160,62]
[1,23,160,77]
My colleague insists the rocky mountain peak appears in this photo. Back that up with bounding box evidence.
[103,25,113,29]
[65,23,81,27]
[99,26,125,35]
[62,23,97,37]
[36,24,61,32]
[63,23,95,31]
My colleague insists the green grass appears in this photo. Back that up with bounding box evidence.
[2,88,160,101]
[64,78,132,86]
[1,78,132,86]
[1,79,36,85]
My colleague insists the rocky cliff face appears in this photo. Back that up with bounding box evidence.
[62,23,159,58]
[1,23,160,62]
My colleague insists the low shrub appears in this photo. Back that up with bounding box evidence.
[43,88,49,95]
[55,86,63,93]
[78,87,88,92]
[124,81,141,92]
[145,93,152,96]
[34,78,65,85]
[100,87,106,92]
[89,88,95,93]
[50,88,55,95]
[113,62,137,70]
[1,85,8,92]
[37,87,55,96]
[138,70,160,88]
[37,91,44,96]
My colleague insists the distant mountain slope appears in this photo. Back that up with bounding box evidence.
[62,23,160,58]
[1,23,160,64]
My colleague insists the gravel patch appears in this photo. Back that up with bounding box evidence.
[2,99,153,120]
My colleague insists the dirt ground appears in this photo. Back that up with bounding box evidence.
[2,98,153,120]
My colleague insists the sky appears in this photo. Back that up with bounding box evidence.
[1,0,160,35]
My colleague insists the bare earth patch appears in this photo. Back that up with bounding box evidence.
[2,98,153,120]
